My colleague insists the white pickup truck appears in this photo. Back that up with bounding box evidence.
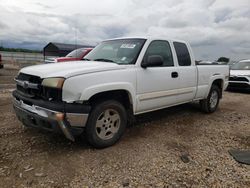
[13,37,229,148]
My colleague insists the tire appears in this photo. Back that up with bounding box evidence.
[200,85,220,113]
[85,100,127,148]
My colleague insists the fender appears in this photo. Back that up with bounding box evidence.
[205,74,225,98]
[79,82,137,112]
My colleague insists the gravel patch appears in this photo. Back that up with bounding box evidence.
[0,68,249,187]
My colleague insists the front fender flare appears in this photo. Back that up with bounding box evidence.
[80,82,136,112]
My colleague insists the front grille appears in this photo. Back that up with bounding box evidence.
[228,82,250,89]
[17,73,42,84]
[15,73,62,102]
[229,76,248,82]
[16,73,42,98]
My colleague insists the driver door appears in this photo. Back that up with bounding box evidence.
[136,40,179,113]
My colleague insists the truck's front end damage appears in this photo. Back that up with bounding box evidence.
[12,73,90,141]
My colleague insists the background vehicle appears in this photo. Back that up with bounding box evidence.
[45,48,93,63]
[13,37,229,148]
[228,61,238,67]
[228,59,250,90]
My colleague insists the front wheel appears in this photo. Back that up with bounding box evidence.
[200,85,220,113]
[85,100,127,148]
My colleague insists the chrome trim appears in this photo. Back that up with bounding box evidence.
[66,113,88,127]
[138,87,195,101]
[15,79,39,89]
[13,99,57,119]
[228,81,250,85]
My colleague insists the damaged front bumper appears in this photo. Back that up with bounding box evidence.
[12,90,90,141]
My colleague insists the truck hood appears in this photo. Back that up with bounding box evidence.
[20,61,126,78]
[230,70,250,76]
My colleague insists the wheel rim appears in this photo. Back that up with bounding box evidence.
[95,109,121,140]
[209,90,218,109]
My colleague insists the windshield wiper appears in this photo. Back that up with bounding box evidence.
[94,58,115,63]
[82,58,91,61]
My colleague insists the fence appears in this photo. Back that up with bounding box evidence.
[0,51,44,67]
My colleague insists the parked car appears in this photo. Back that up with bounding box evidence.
[228,61,238,67]
[45,48,93,63]
[0,54,3,69]
[228,59,250,90]
[13,37,229,148]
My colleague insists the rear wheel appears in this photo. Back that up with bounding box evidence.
[85,100,127,148]
[200,85,220,113]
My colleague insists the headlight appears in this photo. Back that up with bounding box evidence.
[42,78,65,88]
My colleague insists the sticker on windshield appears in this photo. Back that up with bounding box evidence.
[120,44,136,49]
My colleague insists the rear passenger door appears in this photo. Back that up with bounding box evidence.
[173,42,197,103]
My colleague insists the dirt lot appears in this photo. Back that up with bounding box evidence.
[0,66,249,188]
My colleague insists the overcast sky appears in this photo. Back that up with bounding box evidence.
[0,0,249,60]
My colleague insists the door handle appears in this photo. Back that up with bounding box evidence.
[171,72,178,78]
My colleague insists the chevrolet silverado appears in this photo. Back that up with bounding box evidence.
[13,37,229,148]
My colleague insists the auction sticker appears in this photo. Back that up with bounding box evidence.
[120,44,136,49]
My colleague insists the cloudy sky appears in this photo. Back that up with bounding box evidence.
[0,0,249,60]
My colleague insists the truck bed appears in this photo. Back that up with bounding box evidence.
[195,65,229,99]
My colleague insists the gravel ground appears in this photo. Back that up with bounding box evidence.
[0,66,249,188]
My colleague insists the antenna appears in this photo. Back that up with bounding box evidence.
[75,21,77,58]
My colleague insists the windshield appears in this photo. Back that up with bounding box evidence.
[66,48,86,58]
[231,61,250,70]
[84,39,146,64]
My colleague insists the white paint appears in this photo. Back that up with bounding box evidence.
[18,37,229,115]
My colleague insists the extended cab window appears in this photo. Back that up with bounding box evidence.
[173,42,191,66]
[144,40,174,67]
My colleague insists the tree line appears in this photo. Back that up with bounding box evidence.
[0,46,42,53]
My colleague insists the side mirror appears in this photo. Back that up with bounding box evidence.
[141,55,164,68]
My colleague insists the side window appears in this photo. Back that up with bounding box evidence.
[173,42,191,66]
[144,40,174,67]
